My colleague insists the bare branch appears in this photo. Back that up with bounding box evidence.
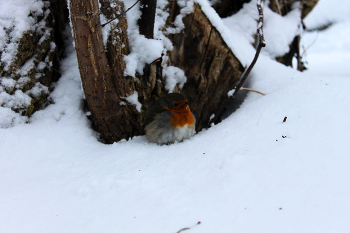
[274,0,282,15]
[99,0,140,27]
[208,0,266,126]
[256,0,266,45]
[301,30,319,57]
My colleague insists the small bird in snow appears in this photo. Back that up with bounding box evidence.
[141,93,196,145]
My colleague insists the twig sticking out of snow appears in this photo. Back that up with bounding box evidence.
[240,87,266,96]
[256,0,266,46]
[99,0,140,27]
[176,221,201,233]
[208,0,266,126]
[301,30,319,58]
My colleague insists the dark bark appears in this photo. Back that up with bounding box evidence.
[276,35,299,68]
[49,0,69,62]
[269,0,318,18]
[281,35,305,71]
[136,0,161,122]
[302,0,319,19]
[100,0,137,97]
[138,0,157,39]
[269,0,282,15]
[70,0,139,143]
[212,0,251,18]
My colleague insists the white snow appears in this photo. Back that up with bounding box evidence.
[0,106,28,128]
[0,0,46,70]
[163,66,187,93]
[227,88,235,97]
[26,82,49,97]
[262,2,302,58]
[123,0,165,77]
[1,0,350,232]
[122,91,142,112]
[0,77,16,91]
[124,33,164,76]
[0,89,31,110]
[165,0,194,34]
[303,0,350,30]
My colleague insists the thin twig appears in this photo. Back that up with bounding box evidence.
[208,0,266,126]
[297,0,305,71]
[240,87,266,95]
[301,30,319,57]
[300,0,305,18]
[275,0,282,15]
[176,221,201,233]
[99,0,140,27]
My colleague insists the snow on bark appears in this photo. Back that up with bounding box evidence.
[0,0,65,128]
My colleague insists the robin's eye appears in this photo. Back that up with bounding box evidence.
[173,103,179,106]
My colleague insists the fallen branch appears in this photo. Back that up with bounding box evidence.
[208,0,266,126]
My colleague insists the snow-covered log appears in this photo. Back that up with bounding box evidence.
[0,0,67,125]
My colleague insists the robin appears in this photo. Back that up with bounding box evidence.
[141,93,196,145]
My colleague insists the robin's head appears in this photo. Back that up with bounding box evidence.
[159,93,190,111]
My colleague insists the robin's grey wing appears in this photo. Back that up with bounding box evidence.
[141,105,168,133]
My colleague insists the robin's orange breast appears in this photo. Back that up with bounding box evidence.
[168,105,195,128]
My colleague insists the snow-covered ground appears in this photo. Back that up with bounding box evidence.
[1,0,350,232]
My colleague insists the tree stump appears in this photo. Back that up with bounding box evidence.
[166,3,245,131]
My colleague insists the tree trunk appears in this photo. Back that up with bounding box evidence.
[138,0,158,39]
[69,0,244,141]
[69,0,139,143]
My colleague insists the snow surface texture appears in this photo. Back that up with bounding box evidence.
[303,0,350,30]
[1,0,350,232]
